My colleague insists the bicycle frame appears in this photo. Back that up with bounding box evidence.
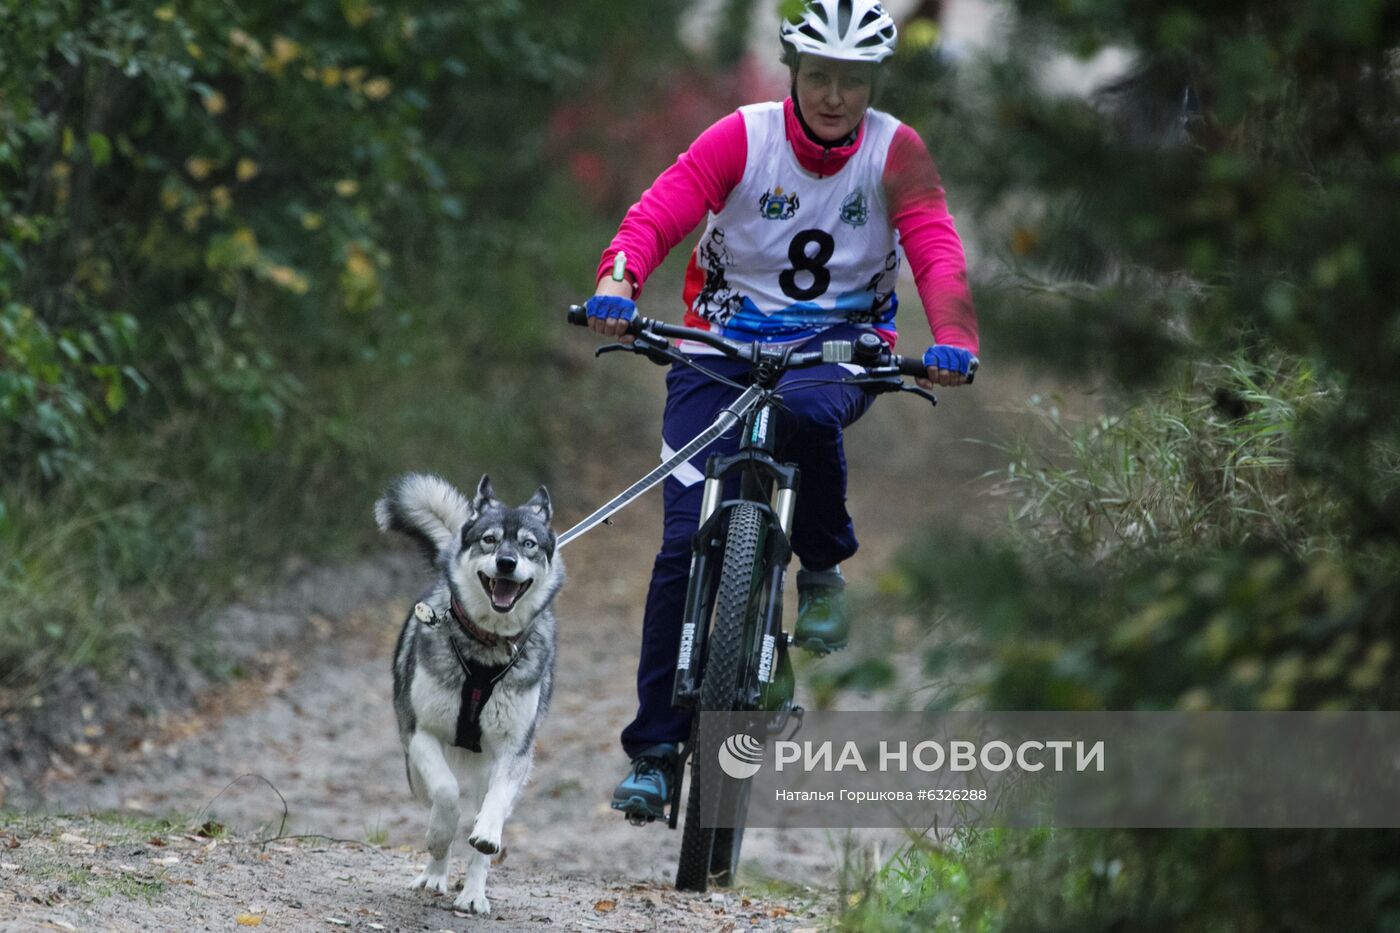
[565,304,940,871]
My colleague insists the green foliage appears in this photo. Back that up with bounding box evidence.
[0,0,687,684]
[851,0,1400,928]
[847,827,1400,933]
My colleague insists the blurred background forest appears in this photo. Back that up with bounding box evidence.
[3,0,1399,929]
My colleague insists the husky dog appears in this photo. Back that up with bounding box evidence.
[376,472,562,915]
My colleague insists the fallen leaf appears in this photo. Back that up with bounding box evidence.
[324,919,350,927]
[57,832,90,846]
[148,837,166,847]
[234,914,264,926]
[593,899,616,912]
[767,906,792,917]
[2,835,19,849]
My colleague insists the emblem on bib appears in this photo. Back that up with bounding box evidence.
[840,190,869,228]
[759,186,800,221]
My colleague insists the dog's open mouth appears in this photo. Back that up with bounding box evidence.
[478,572,533,613]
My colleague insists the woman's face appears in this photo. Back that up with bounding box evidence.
[795,55,874,143]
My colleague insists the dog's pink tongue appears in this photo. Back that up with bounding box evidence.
[491,579,521,609]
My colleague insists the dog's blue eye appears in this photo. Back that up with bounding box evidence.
[522,540,536,550]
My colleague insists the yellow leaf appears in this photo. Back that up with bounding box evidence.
[334,178,359,197]
[160,188,182,211]
[271,36,300,67]
[321,66,343,88]
[903,17,940,51]
[154,5,175,21]
[344,246,374,279]
[344,67,367,91]
[185,157,215,180]
[186,42,204,60]
[593,899,616,913]
[300,212,323,231]
[265,264,309,294]
[202,91,227,115]
[211,186,232,211]
[234,914,263,926]
[236,158,259,182]
[363,78,392,101]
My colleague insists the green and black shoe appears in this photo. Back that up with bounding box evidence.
[792,567,848,655]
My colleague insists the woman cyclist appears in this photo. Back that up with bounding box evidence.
[584,0,979,824]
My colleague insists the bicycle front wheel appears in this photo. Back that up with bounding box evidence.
[675,502,767,892]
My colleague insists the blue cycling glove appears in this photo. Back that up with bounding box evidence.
[585,294,637,324]
[922,345,978,377]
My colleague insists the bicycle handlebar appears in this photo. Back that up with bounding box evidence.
[566,304,941,380]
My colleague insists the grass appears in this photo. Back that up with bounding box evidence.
[362,819,388,847]
[993,349,1339,564]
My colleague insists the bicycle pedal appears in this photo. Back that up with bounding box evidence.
[625,812,654,827]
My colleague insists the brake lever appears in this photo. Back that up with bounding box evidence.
[901,384,939,406]
[840,373,939,406]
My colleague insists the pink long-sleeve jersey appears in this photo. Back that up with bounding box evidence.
[596,97,977,354]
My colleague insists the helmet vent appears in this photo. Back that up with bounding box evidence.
[837,0,853,35]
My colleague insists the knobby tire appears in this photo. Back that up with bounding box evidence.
[675,503,766,892]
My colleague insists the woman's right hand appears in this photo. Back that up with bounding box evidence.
[587,278,637,344]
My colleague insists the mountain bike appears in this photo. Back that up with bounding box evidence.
[567,306,942,891]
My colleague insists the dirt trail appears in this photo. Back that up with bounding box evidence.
[4,259,1042,930]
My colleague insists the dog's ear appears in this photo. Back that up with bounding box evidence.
[469,474,496,518]
[525,485,552,523]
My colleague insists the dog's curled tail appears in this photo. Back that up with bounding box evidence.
[375,473,471,563]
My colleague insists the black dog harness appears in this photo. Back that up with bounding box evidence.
[444,595,521,754]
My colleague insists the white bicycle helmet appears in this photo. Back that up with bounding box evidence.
[780,0,898,64]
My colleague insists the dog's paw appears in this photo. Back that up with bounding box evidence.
[409,867,451,896]
[453,889,490,915]
[467,832,500,856]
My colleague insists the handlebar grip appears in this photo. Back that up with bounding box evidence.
[567,303,651,338]
[894,355,930,379]
[892,353,977,383]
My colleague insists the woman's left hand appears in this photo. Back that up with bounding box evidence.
[917,345,978,389]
